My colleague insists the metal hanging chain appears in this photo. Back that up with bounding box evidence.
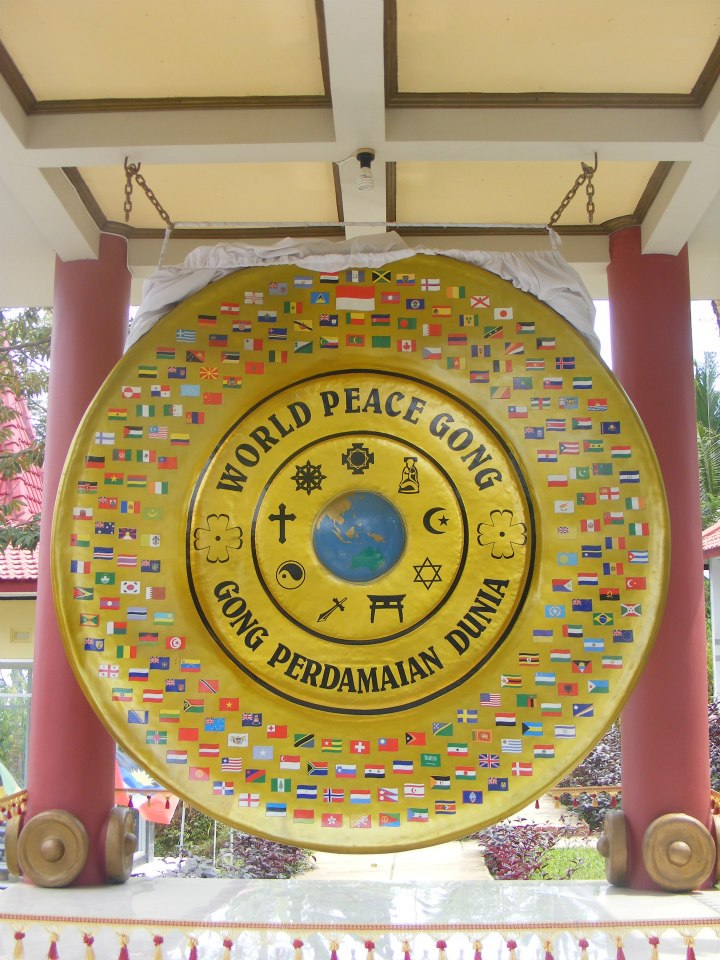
[123,157,174,228]
[547,153,598,229]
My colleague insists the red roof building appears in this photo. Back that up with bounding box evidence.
[0,387,41,593]
[702,519,720,562]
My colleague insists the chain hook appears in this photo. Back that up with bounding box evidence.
[123,156,136,224]
[547,153,599,229]
[122,157,174,229]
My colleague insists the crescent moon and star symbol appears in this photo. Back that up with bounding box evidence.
[422,506,450,535]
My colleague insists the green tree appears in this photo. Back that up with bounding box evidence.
[0,307,51,552]
[695,352,720,528]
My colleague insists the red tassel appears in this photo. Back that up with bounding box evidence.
[128,796,134,809]
[473,941,482,960]
[165,796,171,809]
[402,940,412,960]
[118,935,130,960]
[611,794,618,808]
[685,938,696,960]
[83,934,95,960]
[48,933,60,960]
[13,931,25,960]
[535,799,540,809]
[544,940,554,960]
[616,938,626,960]
[573,797,578,807]
[330,941,340,960]
[187,938,198,960]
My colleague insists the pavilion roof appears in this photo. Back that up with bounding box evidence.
[1,1,719,306]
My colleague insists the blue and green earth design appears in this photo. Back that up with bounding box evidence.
[313,491,406,583]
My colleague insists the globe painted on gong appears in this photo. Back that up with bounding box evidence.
[313,491,406,583]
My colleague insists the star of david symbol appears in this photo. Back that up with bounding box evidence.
[341,442,375,475]
[292,460,326,495]
[412,556,442,590]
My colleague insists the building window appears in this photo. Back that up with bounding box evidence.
[0,661,32,790]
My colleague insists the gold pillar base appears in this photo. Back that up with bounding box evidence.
[105,806,138,883]
[16,809,89,887]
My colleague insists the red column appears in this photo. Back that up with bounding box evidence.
[607,226,711,889]
[26,234,130,885]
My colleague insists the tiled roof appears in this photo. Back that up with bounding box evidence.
[0,544,38,582]
[0,387,41,584]
[703,520,720,560]
[0,388,43,520]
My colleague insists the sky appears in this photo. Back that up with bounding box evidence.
[594,300,719,368]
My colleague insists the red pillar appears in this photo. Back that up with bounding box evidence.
[26,234,130,885]
[607,226,711,889]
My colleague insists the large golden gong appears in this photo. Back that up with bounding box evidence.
[53,254,668,851]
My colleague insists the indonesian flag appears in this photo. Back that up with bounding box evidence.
[335,285,375,311]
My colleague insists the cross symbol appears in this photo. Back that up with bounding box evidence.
[268,502,296,543]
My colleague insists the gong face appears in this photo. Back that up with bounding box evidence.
[52,254,668,850]
[187,372,535,714]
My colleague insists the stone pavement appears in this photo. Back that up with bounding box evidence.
[305,836,492,881]
[306,794,589,881]
[508,793,588,830]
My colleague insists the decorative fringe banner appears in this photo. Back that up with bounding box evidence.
[2,918,720,960]
[0,791,28,825]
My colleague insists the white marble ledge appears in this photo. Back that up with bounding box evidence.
[2,880,720,960]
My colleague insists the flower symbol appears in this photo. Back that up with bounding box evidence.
[193,514,242,563]
[477,509,527,559]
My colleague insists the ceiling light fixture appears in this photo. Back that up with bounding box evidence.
[356,149,376,192]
